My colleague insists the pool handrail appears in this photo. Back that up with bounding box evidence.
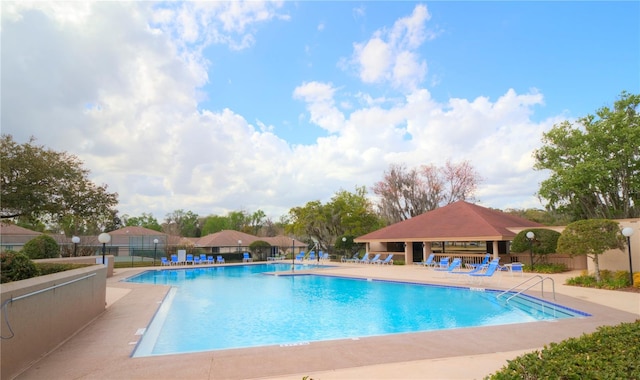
[496,275,556,302]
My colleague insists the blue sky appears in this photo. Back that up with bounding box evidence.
[2,1,639,222]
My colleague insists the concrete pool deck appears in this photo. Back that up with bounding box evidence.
[15,262,640,380]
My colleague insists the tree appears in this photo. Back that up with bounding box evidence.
[201,215,230,235]
[164,209,200,237]
[534,91,640,220]
[122,213,162,232]
[510,228,561,265]
[249,240,271,261]
[373,160,482,223]
[22,235,60,259]
[556,219,626,282]
[287,186,384,254]
[1,135,119,229]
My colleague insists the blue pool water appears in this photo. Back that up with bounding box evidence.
[125,263,588,357]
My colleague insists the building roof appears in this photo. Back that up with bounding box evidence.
[355,200,544,243]
[195,230,262,248]
[0,223,42,235]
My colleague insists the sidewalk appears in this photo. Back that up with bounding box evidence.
[15,263,640,380]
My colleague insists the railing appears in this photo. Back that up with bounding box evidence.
[496,275,556,302]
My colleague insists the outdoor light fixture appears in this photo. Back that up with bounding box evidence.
[98,232,111,265]
[153,238,159,266]
[71,236,80,257]
[622,227,635,285]
[526,231,535,268]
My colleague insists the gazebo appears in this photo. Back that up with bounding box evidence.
[355,200,543,264]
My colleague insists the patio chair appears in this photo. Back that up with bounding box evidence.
[467,260,501,284]
[207,255,215,264]
[321,252,330,261]
[296,252,306,261]
[308,251,316,261]
[161,257,170,266]
[367,253,382,264]
[416,253,436,267]
[186,254,194,265]
[434,258,462,274]
[242,252,253,262]
[199,254,207,264]
[216,255,225,264]
[510,262,524,277]
[377,254,394,265]
[465,253,490,270]
[356,253,371,264]
[342,253,359,262]
[170,254,179,265]
[434,257,450,270]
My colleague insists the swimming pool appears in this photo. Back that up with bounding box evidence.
[125,264,588,357]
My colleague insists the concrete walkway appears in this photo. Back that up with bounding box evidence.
[15,262,640,380]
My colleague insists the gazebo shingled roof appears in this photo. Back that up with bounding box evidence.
[355,200,543,243]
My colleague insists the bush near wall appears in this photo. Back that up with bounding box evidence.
[486,320,640,379]
[0,251,90,283]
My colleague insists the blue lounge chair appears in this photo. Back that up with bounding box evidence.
[199,254,207,264]
[415,253,436,267]
[170,254,179,265]
[468,261,501,283]
[308,251,316,261]
[242,252,252,262]
[377,254,394,265]
[435,258,461,273]
[161,257,170,266]
[357,253,371,264]
[186,254,194,265]
[296,252,306,261]
[207,255,215,264]
[451,258,500,276]
[466,254,490,270]
[321,252,329,261]
[368,253,382,264]
[216,255,225,264]
[435,257,450,270]
[193,255,201,265]
[342,253,359,262]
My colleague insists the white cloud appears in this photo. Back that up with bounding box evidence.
[2,1,556,223]
[347,4,431,90]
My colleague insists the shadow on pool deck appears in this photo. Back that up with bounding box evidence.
[14,263,640,380]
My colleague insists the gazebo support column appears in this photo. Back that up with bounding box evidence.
[492,241,499,259]
[423,242,432,262]
[404,242,413,264]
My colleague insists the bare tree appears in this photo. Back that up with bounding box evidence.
[440,159,480,204]
[373,160,482,223]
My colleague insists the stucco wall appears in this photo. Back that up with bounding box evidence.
[1,265,107,379]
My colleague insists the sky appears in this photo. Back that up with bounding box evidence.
[2,1,639,223]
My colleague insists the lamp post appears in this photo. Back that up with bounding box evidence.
[153,238,159,266]
[342,237,347,261]
[526,231,535,268]
[98,233,111,265]
[622,227,635,286]
[71,236,80,257]
[238,240,242,254]
[291,239,295,272]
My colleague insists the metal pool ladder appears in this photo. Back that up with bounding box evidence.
[496,275,556,303]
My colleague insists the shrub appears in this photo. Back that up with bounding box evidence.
[36,262,89,276]
[1,251,40,283]
[566,270,634,289]
[22,235,60,259]
[511,229,561,256]
[527,263,567,273]
[486,320,640,379]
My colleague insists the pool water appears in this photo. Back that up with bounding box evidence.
[125,264,587,357]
